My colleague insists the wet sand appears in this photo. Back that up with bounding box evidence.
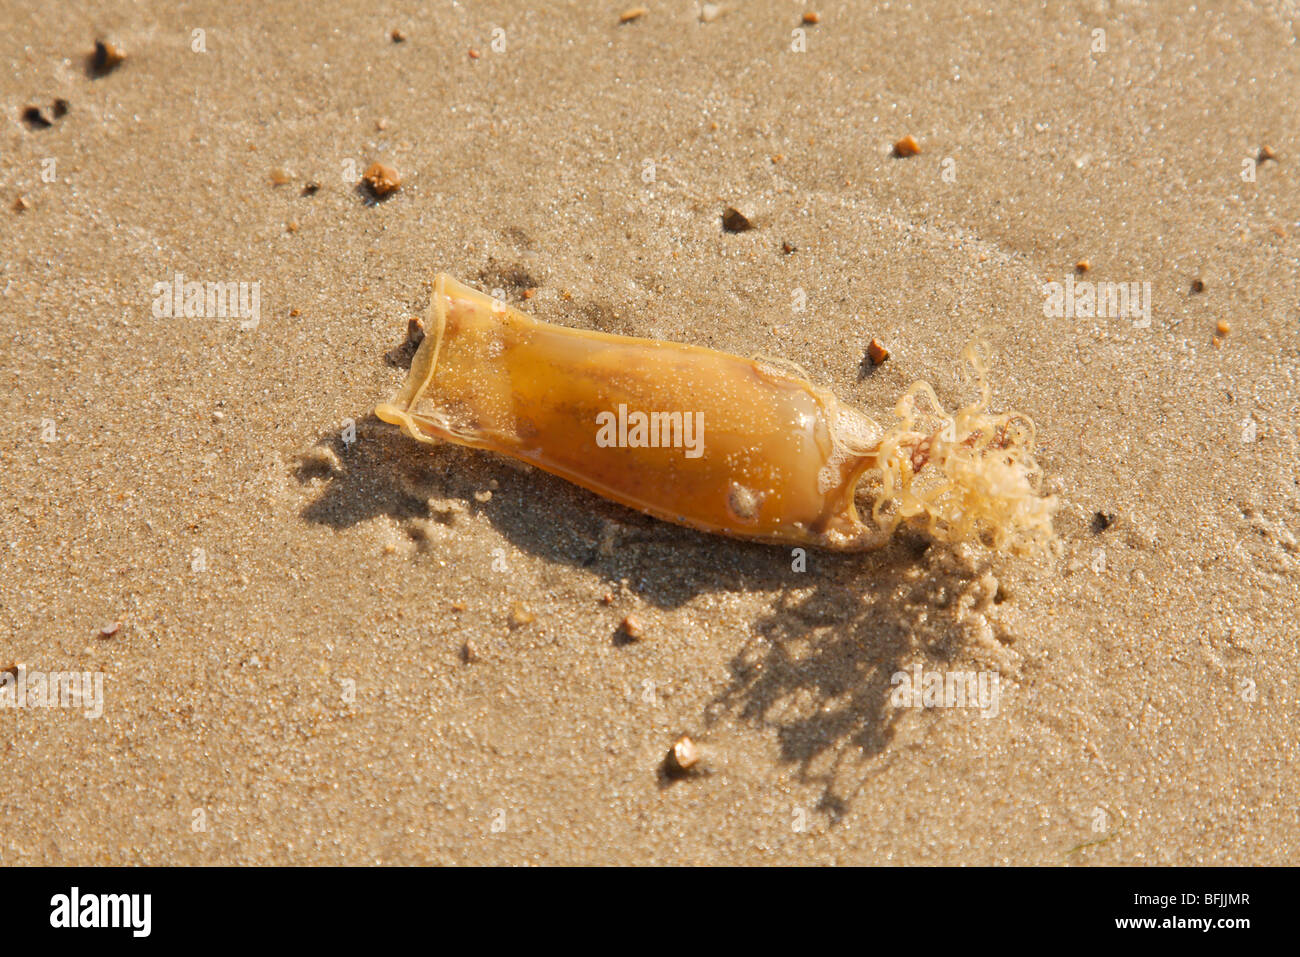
[1,0,1297,863]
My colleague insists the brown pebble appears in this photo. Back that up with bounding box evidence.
[375,117,389,131]
[290,307,301,317]
[13,195,31,212]
[90,39,126,77]
[460,640,477,663]
[508,603,535,627]
[802,11,821,24]
[391,29,407,43]
[620,615,645,641]
[1075,259,1090,273]
[286,220,299,233]
[619,7,648,23]
[468,48,481,59]
[781,240,796,255]
[1216,319,1230,336]
[52,98,70,118]
[867,337,890,365]
[406,315,425,348]
[301,181,321,197]
[1258,145,1277,163]
[1190,278,1205,293]
[361,161,401,198]
[600,592,615,605]
[666,735,700,777]
[270,167,291,186]
[893,135,921,157]
[98,621,121,639]
[21,106,51,130]
[722,206,755,232]
[1091,511,1116,533]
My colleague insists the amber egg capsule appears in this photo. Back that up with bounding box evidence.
[375,275,1055,553]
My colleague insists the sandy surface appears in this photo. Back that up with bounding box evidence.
[2,0,1297,864]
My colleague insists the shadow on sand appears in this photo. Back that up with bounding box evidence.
[296,397,1010,819]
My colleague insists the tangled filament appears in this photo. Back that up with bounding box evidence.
[867,344,1057,555]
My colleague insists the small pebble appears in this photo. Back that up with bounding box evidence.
[21,106,51,130]
[391,29,407,43]
[290,307,301,317]
[301,181,320,197]
[781,240,796,254]
[1191,278,1205,293]
[52,98,70,118]
[98,621,121,639]
[802,11,821,24]
[270,167,291,186]
[508,603,535,627]
[361,161,401,198]
[286,221,299,233]
[461,640,477,663]
[406,316,425,348]
[619,7,648,23]
[212,410,224,422]
[893,135,922,157]
[722,206,755,232]
[867,338,890,365]
[665,735,700,777]
[468,48,481,59]
[1075,259,1090,273]
[90,39,126,77]
[474,489,492,503]
[620,614,645,641]
[700,3,726,21]
[13,195,31,212]
[1216,319,1230,336]
[1258,145,1277,163]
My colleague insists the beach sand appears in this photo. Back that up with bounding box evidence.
[1,0,1296,863]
